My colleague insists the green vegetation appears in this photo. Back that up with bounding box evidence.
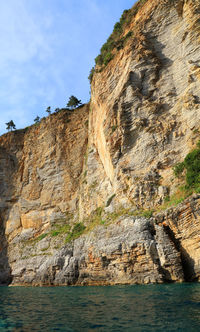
[65,222,86,243]
[173,162,185,177]
[142,210,154,218]
[88,67,95,83]
[54,108,60,113]
[34,116,40,124]
[66,95,82,110]
[157,186,192,212]
[184,147,200,190]
[46,106,51,115]
[94,30,132,68]
[23,232,49,246]
[85,207,105,232]
[91,0,148,74]
[6,120,16,131]
[3,94,86,134]
[51,223,71,237]
[82,206,157,236]
[94,8,134,69]
[158,141,200,211]
[50,213,74,237]
[37,233,48,241]
[173,141,200,192]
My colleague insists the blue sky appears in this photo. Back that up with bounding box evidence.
[0,0,136,134]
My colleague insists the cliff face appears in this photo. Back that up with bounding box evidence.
[0,107,89,284]
[0,0,200,285]
[82,0,200,214]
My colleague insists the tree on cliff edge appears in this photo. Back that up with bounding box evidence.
[46,106,51,115]
[6,120,16,131]
[66,95,82,110]
[34,116,40,124]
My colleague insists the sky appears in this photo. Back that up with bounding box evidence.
[0,0,136,135]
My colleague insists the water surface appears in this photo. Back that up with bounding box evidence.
[0,283,200,331]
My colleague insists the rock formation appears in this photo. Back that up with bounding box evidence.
[0,0,200,285]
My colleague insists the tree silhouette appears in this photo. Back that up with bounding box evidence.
[6,120,16,131]
[66,96,82,110]
[34,116,40,123]
[46,106,51,115]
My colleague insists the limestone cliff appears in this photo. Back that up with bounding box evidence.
[0,107,89,284]
[83,0,200,214]
[0,0,200,285]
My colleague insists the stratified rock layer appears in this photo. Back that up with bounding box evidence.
[0,0,200,285]
[81,0,200,214]
[0,106,89,284]
[9,217,184,286]
[156,194,200,281]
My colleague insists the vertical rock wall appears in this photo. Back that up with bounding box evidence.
[0,106,89,283]
[80,0,200,215]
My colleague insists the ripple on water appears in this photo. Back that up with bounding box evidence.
[0,283,200,331]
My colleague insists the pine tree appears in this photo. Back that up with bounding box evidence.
[6,120,16,131]
[34,116,40,123]
[46,106,51,115]
[66,96,82,110]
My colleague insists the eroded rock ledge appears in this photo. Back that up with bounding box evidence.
[8,217,183,286]
[7,195,200,286]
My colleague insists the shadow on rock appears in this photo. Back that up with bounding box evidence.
[0,213,12,285]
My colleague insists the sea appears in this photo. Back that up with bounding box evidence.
[0,283,200,331]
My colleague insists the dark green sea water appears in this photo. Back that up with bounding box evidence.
[0,283,200,331]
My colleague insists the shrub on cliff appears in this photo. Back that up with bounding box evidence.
[88,67,95,84]
[173,162,185,177]
[184,148,200,189]
[94,0,150,70]
[173,141,200,192]
[94,8,133,69]
[54,108,60,113]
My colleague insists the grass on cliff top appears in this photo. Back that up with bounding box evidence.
[89,0,148,82]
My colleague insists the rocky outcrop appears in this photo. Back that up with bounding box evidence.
[0,0,200,285]
[155,194,200,281]
[8,195,200,286]
[9,216,184,286]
